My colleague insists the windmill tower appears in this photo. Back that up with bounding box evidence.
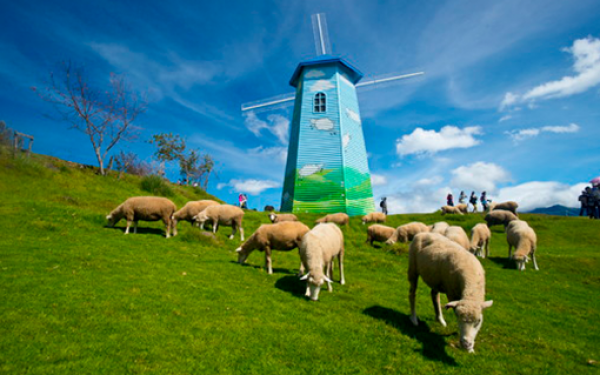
[242,14,423,216]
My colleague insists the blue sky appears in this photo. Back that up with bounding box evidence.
[1,0,599,212]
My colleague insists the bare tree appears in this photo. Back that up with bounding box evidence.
[32,61,146,175]
[198,153,217,191]
[114,151,150,179]
[149,132,186,177]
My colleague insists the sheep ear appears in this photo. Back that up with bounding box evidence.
[299,273,309,281]
[445,301,460,310]
[323,275,333,283]
[481,300,493,309]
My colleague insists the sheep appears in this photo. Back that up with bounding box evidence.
[456,203,469,214]
[315,213,349,226]
[444,226,470,250]
[299,223,345,301]
[408,232,493,353]
[488,201,519,216]
[361,212,386,225]
[506,220,538,271]
[484,210,518,228]
[366,224,395,246]
[440,205,464,215]
[192,204,245,240]
[428,221,450,235]
[470,223,491,258]
[269,213,299,223]
[385,222,430,245]
[236,221,310,275]
[172,200,220,236]
[106,196,176,238]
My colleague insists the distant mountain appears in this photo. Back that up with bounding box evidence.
[527,205,580,216]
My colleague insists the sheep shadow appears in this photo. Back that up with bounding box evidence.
[104,226,166,236]
[363,305,458,366]
[274,275,308,299]
[231,261,298,275]
[487,256,515,269]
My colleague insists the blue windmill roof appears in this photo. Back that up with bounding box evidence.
[289,55,364,87]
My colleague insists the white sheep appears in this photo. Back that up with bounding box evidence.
[506,220,538,271]
[488,201,519,216]
[299,223,345,301]
[456,203,469,214]
[172,200,220,236]
[428,221,450,235]
[236,221,310,274]
[484,210,518,228]
[268,213,299,223]
[385,222,429,245]
[408,232,493,353]
[106,196,176,238]
[193,204,245,240]
[361,212,386,225]
[470,223,491,258]
[315,213,349,226]
[366,224,395,246]
[440,205,464,215]
[443,226,470,250]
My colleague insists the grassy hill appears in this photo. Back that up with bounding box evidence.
[1,149,599,374]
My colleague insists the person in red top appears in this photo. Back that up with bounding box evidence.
[446,193,454,207]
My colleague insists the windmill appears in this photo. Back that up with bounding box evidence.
[242,13,423,216]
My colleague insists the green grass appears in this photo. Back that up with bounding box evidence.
[1,149,599,374]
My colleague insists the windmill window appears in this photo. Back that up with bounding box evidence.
[314,92,326,113]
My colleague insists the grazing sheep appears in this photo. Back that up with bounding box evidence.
[264,205,275,212]
[456,203,469,214]
[193,204,245,240]
[429,221,450,235]
[444,226,470,250]
[440,205,464,215]
[386,222,429,245]
[299,223,345,301]
[506,220,538,271]
[315,213,349,226]
[470,224,491,258]
[408,232,494,353]
[236,221,310,274]
[484,210,518,228]
[361,212,386,225]
[489,201,519,216]
[106,196,176,238]
[269,213,299,223]
[172,200,220,236]
[366,224,395,246]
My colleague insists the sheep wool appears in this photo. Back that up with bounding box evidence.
[456,203,469,214]
[236,221,310,275]
[299,223,345,301]
[484,210,518,228]
[315,213,350,226]
[106,196,176,238]
[443,226,470,250]
[440,205,464,215]
[193,204,245,241]
[408,233,493,353]
[489,201,519,216]
[470,223,491,258]
[366,224,395,246]
[429,221,450,235]
[361,212,386,225]
[172,200,220,236]
[506,220,538,271]
[386,222,429,245]
[269,213,299,223]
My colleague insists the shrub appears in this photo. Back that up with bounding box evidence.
[140,175,174,197]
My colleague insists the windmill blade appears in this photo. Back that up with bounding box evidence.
[241,93,296,112]
[311,13,332,56]
[356,72,425,88]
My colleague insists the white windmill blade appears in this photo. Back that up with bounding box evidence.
[241,93,296,112]
[311,13,332,56]
[356,71,425,88]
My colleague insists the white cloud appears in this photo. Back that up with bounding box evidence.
[345,108,361,124]
[499,115,513,123]
[248,146,288,164]
[310,79,335,92]
[305,70,325,78]
[496,181,587,211]
[501,36,600,109]
[396,125,483,156]
[371,174,387,186]
[506,123,580,142]
[244,112,289,144]
[450,162,511,193]
[217,178,281,195]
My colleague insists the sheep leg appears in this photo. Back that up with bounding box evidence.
[213,221,219,234]
[125,220,132,235]
[431,290,447,327]
[532,249,539,270]
[172,219,178,236]
[229,222,236,240]
[409,279,419,326]
[326,262,333,292]
[508,244,513,258]
[338,247,345,285]
[134,221,139,234]
[265,246,273,274]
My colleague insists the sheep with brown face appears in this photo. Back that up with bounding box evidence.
[193,204,245,241]
[172,200,219,236]
[236,221,310,275]
[106,196,176,238]
[385,222,429,245]
[361,212,386,225]
[408,232,493,353]
[315,213,349,226]
[366,224,395,246]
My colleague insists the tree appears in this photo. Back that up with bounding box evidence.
[198,153,217,191]
[179,148,200,184]
[32,61,146,175]
[113,150,150,179]
[149,133,186,176]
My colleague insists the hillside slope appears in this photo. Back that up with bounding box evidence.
[1,150,599,374]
